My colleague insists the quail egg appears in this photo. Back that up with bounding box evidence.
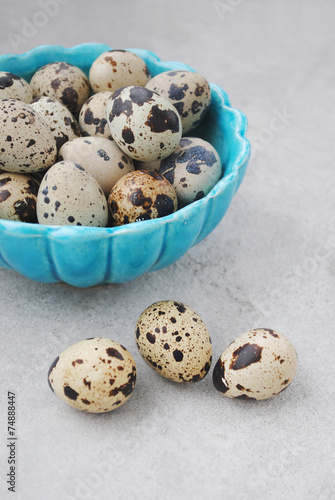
[0,172,39,222]
[58,137,134,197]
[212,328,298,400]
[89,49,150,94]
[30,96,81,151]
[78,91,113,140]
[135,300,212,382]
[0,72,33,103]
[48,337,137,413]
[160,137,222,207]
[106,85,182,162]
[36,160,108,227]
[30,62,90,115]
[108,170,177,225]
[0,99,57,173]
[146,70,211,134]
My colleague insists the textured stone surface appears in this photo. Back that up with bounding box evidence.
[0,1,334,499]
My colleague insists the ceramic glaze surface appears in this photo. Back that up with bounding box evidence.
[0,43,250,287]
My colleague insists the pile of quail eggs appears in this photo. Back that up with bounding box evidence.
[0,50,222,227]
[1,51,299,415]
[48,300,298,413]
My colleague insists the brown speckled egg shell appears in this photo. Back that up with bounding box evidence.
[89,50,150,94]
[212,328,298,400]
[78,91,113,140]
[48,338,137,413]
[58,137,134,197]
[0,172,39,222]
[0,72,33,103]
[30,96,81,151]
[36,160,108,227]
[108,170,177,225]
[135,300,213,382]
[30,62,90,115]
[0,99,57,173]
[106,86,182,162]
[146,70,211,134]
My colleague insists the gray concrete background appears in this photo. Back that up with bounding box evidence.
[0,1,334,499]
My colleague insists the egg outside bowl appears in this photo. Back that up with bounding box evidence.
[0,43,250,288]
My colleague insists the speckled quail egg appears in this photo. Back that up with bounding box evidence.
[0,99,57,173]
[30,62,90,115]
[136,300,212,382]
[89,49,150,94]
[107,86,182,162]
[78,91,113,140]
[212,328,298,400]
[36,160,108,227]
[146,70,211,134]
[30,96,81,152]
[0,172,39,222]
[108,170,177,225]
[48,338,137,413]
[58,137,134,197]
[0,72,33,103]
[160,137,222,207]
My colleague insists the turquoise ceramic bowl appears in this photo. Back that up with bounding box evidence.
[0,43,250,287]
